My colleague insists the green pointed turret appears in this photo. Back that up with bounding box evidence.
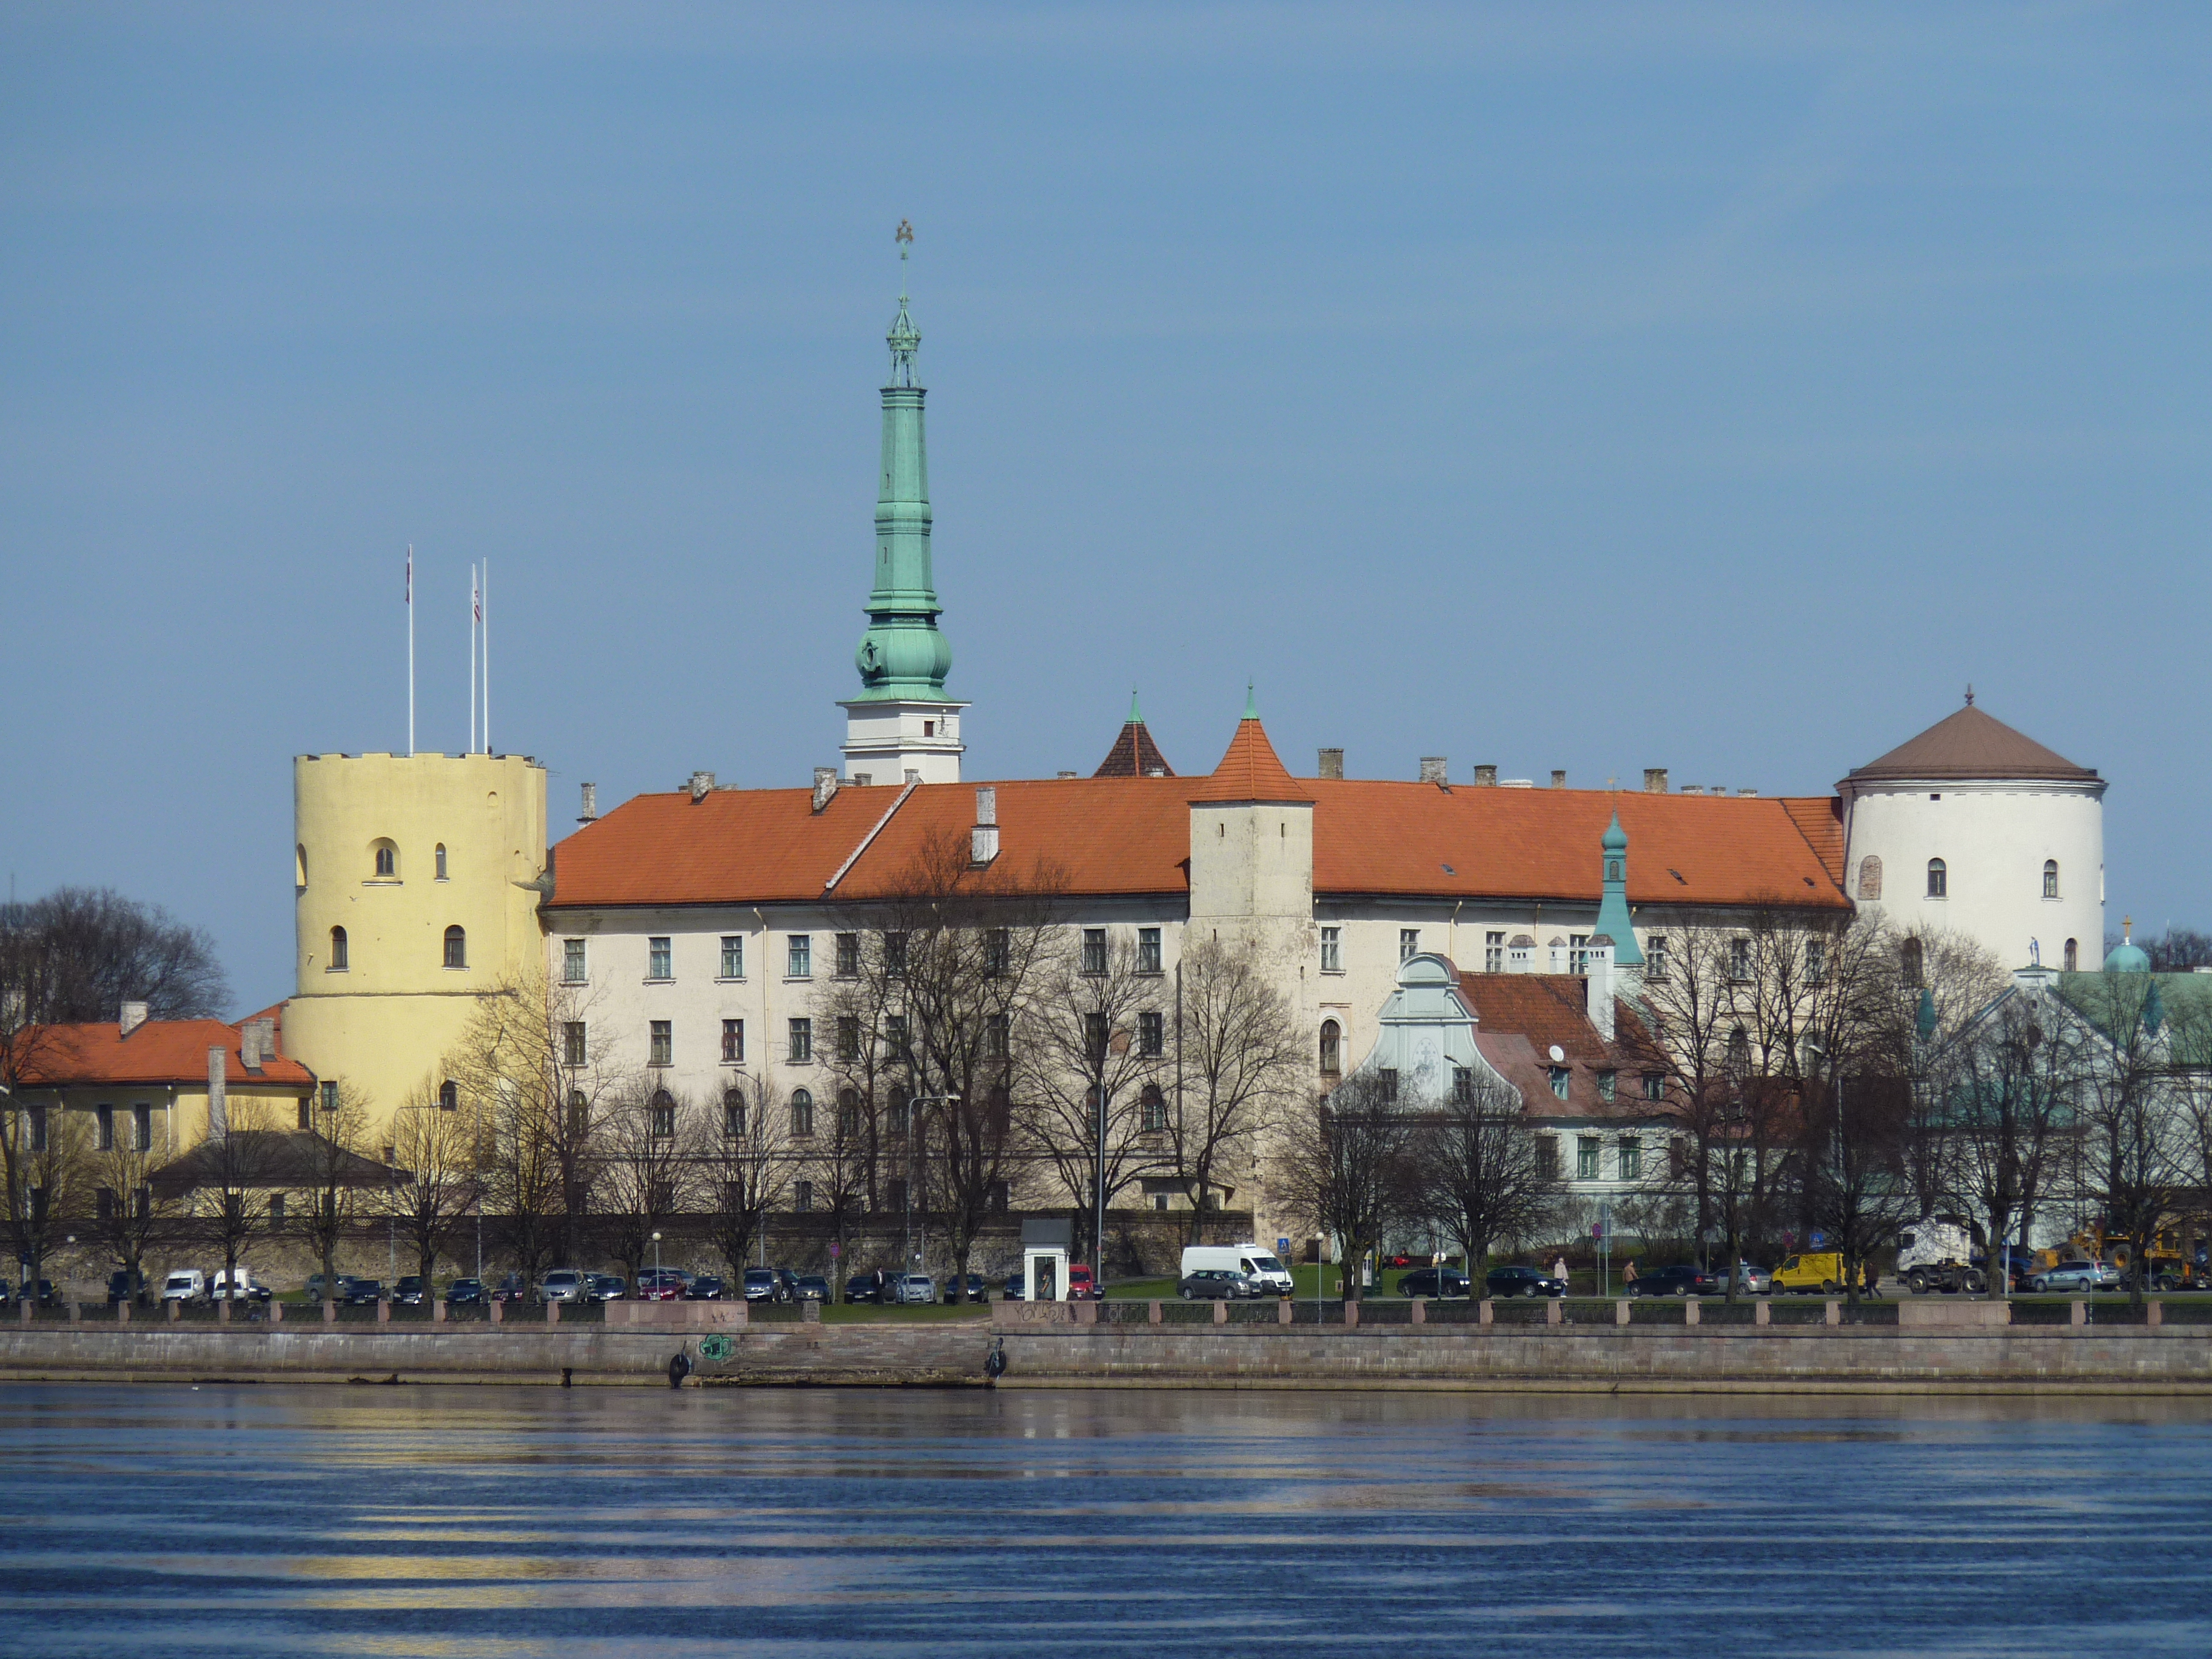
[852,229,952,702]
[1590,809,1643,967]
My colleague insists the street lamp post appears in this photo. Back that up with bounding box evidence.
[906,1096,960,1295]
[652,1231,662,1293]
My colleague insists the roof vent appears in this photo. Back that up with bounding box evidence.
[688,771,715,803]
[812,768,839,814]
[1418,756,1447,785]
[1318,748,1344,780]
[1057,770,1078,780]
[1550,770,1567,789]
[1737,786,1759,797]
[1501,778,1534,789]
[1679,783,1704,796]
[119,1001,149,1038]
[1643,768,1667,794]
[1709,786,1724,798]
[578,782,598,823]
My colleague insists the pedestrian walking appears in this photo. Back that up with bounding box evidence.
[1552,1255,1569,1291]
[1624,1259,1638,1288]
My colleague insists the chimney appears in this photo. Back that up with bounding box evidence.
[971,785,1000,865]
[811,768,839,813]
[904,768,922,786]
[1419,757,1448,786]
[1643,768,1667,794]
[1057,770,1078,780]
[1318,748,1344,780]
[1586,938,1617,1041]
[1709,786,1724,799]
[207,1045,228,1140]
[850,773,873,787]
[241,1016,275,1073]
[578,782,598,823]
[1679,783,1704,796]
[1550,769,1567,789]
[119,1001,149,1038]
[688,771,715,803]
[1737,787,1759,797]
[1473,765,1498,788]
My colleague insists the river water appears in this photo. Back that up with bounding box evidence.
[1,1384,2207,1657]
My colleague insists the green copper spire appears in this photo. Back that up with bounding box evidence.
[1130,689,1144,723]
[1590,809,1643,967]
[853,220,952,702]
[1244,680,1258,720]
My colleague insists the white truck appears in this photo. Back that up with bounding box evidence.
[1895,1218,1986,1295]
[160,1269,207,1304]
[1179,1244,1294,1297]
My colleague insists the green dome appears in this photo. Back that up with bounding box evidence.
[2106,940,2150,974]
[1602,811,1627,854]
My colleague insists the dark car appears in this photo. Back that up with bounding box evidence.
[942,1273,988,1305]
[1630,1264,1725,1298]
[1398,1265,1472,1298]
[588,1275,627,1302]
[446,1278,486,1307]
[743,1269,784,1303]
[107,1269,147,1306]
[1179,1268,1258,1300]
[1486,1265,1568,1299]
[686,1275,726,1301]
[793,1275,831,1303]
[845,1273,882,1305]
[491,1273,528,1303]
[394,1276,429,1307]
[343,1279,385,1307]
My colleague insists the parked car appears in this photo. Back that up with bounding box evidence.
[588,1275,627,1302]
[211,1268,272,1303]
[2031,1260,2120,1295]
[742,1269,785,1302]
[304,1273,356,1303]
[793,1275,832,1303]
[107,1270,147,1306]
[446,1278,487,1307]
[1397,1265,1472,1298]
[1067,1265,1100,1301]
[392,1276,429,1307]
[1731,1263,1774,1295]
[635,1269,686,1302]
[492,1273,529,1302]
[1487,1264,1569,1298]
[846,1273,885,1305]
[537,1270,587,1304]
[888,1273,937,1305]
[1179,1268,1258,1300]
[1000,1273,1024,1302]
[160,1269,209,1305]
[773,1269,802,1302]
[686,1275,726,1301]
[941,1273,987,1304]
[343,1279,385,1307]
[8,1279,56,1305]
[1629,1264,1724,1298]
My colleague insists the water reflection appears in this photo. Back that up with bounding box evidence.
[1,1385,2208,1656]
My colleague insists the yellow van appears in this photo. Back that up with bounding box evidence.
[1772,1252,1847,1295]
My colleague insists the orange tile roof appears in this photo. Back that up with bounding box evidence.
[548,718,1848,913]
[12,1020,317,1090]
[1844,703,2097,785]
[1460,973,1672,1121]
[1092,720,1176,779]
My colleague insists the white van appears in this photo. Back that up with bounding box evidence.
[160,1269,207,1304]
[1180,1245,1293,1296]
[211,1268,270,1302]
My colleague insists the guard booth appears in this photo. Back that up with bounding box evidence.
[1022,1218,1071,1303]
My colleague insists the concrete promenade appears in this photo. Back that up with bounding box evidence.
[2,1299,2209,1392]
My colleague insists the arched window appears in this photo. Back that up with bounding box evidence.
[1926,858,1947,899]
[837,1087,862,1139]
[790,1087,814,1138]
[372,840,397,879]
[2064,937,2079,972]
[437,1079,459,1112]
[1857,856,1883,900]
[568,1090,589,1138]
[443,925,467,969]
[1726,1025,1751,1073]
[1319,1019,1341,1076]
[1140,1082,1168,1133]
[2043,859,2059,899]
[328,926,348,971]
[1901,937,1924,988]
[723,1088,746,1138]
[435,843,448,880]
[649,1090,675,1138]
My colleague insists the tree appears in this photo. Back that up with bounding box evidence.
[186,1099,285,1298]
[0,1093,92,1302]
[1638,921,1753,1277]
[87,1107,184,1303]
[2070,972,2188,1310]
[700,1074,789,1284]
[297,1081,375,1305]
[2146,928,2212,973]
[3,886,228,1022]
[384,1081,483,1292]
[1416,1068,1560,1278]
[596,1081,699,1283]
[1272,1071,1419,1302]
[1169,940,1302,1246]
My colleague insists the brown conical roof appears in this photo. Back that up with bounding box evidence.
[1093,720,1175,778]
[1188,717,1312,804]
[1844,704,2098,786]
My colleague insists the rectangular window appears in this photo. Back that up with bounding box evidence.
[298,1097,312,1130]
[1318,925,1343,974]
[318,1081,337,1114]
[1484,931,1504,974]
[788,1018,813,1063]
[837,1016,859,1064]
[1399,928,1420,963]
[269,1194,286,1226]
[985,1013,1009,1060]
[29,1106,45,1153]
[648,1021,672,1067]
[1139,1011,1164,1057]
[885,1013,908,1057]
[887,1178,908,1213]
[1643,1071,1666,1102]
[97,1187,116,1224]
[1597,1069,1617,1103]
[1569,933,1590,976]
[1452,1066,1472,1105]
[648,937,672,980]
[650,1099,675,1138]
[888,1093,910,1139]
[564,1022,587,1067]
[1618,1136,1642,1181]
[563,938,587,984]
[795,1180,814,1214]
[1379,1068,1399,1102]
[1646,935,1669,980]
[720,936,745,979]
[721,1019,745,1064]
[96,1104,115,1151]
[1137,927,1162,974]
[1082,928,1108,976]
[1577,1136,1601,1181]
[133,1104,152,1150]
[1729,939,1752,982]
[1084,1011,1109,1064]
[836,933,859,977]
[988,1180,1009,1213]
[984,928,1009,977]
[1141,1088,1168,1133]
[1549,1067,1570,1101]
[788,935,812,979]
[1536,1138,1559,1181]
[883,933,908,977]
[1805,937,1826,986]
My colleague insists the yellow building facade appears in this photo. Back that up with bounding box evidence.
[284,752,548,1133]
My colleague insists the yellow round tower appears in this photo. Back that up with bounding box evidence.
[284,751,548,1132]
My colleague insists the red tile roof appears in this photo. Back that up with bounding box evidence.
[11,1019,316,1090]
[1844,704,2098,785]
[1092,720,1176,779]
[548,718,1849,913]
[1460,973,1671,1121]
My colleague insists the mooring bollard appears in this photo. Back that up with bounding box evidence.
[2148,1299,2163,1328]
[1684,1299,1700,1326]
[375,1299,390,1326]
[1545,1297,1562,1326]
[1477,1298,1493,1327]
[1212,1298,1228,1325]
[1754,1299,1771,1326]
[488,1298,503,1327]
[548,1301,561,1326]
[1277,1298,1292,1325]
[269,1300,283,1326]
[217,1298,230,1326]
[1409,1297,1426,1325]
[1616,1298,1631,1326]
[1344,1299,1359,1328]
[323,1299,337,1325]
[1149,1300,1163,1324]
[167,1299,180,1323]
[432,1299,447,1326]
[1825,1299,1842,1326]
[2071,1299,2086,1326]
[116,1300,130,1326]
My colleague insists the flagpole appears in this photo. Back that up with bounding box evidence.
[469,562,478,754]
[481,557,490,756]
[406,544,415,757]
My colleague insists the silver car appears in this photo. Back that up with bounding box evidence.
[1732,1264,1774,1295]
[538,1269,587,1304]
[2031,1260,2119,1294]
[888,1273,937,1305]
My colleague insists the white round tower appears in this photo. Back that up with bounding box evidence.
[1839,698,2104,973]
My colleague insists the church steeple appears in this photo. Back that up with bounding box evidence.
[1590,809,1643,967]
[841,221,967,785]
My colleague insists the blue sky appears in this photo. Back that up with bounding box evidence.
[3,4,2208,1008]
